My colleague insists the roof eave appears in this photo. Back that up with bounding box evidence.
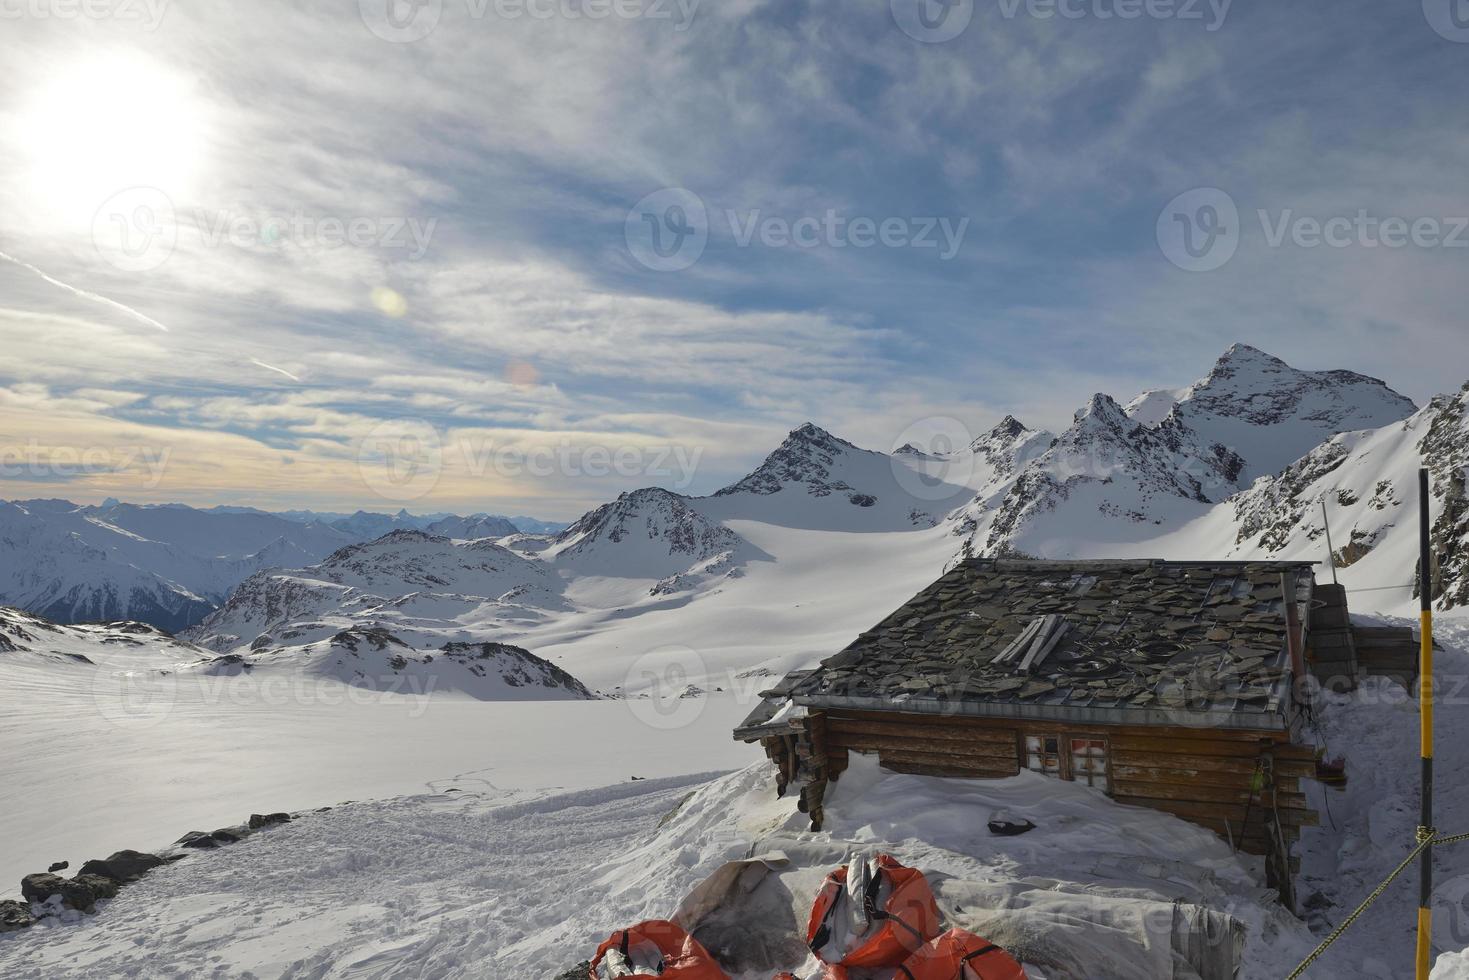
[790,693,1290,732]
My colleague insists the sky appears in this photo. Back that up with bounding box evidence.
[0,0,1466,519]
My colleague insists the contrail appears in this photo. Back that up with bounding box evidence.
[250,358,301,382]
[0,249,171,332]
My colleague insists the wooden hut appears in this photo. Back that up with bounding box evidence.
[735,559,1335,905]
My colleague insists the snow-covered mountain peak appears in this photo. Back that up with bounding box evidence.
[976,414,1027,445]
[1070,392,1137,436]
[550,488,747,583]
[1160,344,1417,481]
[716,422,867,497]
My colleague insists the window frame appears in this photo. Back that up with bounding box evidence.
[1018,729,1112,793]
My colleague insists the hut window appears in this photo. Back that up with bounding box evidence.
[1025,735,1062,776]
[1069,737,1110,792]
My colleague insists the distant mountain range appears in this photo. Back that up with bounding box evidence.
[5,345,1464,697]
[0,501,566,632]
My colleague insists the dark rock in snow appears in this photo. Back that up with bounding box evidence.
[21,872,116,911]
[553,962,592,980]
[78,849,165,883]
[177,831,220,850]
[248,812,292,830]
[210,826,250,844]
[0,899,35,931]
[71,874,120,906]
[47,861,68,873]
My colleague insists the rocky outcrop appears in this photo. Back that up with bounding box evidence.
[77,850,165,884]
[715,423,869,498]
[16,810,297,925]
[0,900,33,932]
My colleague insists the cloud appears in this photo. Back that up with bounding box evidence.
[0,0,1462,515]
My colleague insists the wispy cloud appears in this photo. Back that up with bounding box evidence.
[0,0,1463,516]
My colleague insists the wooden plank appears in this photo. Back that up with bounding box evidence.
[826,718,1020,746]
[1116,795,1319,828]
[870,746,1019,776]
[1110,734,1316,761]
[877,759,1021,780]
[1111,778,1307,809]
[824,710,1291,743]
[827,732,1019,762]
[1109,734,1279,758]
[1112,764,1300,792]
[1111,750,1315,779]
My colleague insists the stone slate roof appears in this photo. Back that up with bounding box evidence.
[778,558,1317,731]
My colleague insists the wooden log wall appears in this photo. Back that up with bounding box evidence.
[819,708,1319,861]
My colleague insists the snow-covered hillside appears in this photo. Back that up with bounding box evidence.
[185,530,569,669]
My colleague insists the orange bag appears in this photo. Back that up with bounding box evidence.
[806,854,942,968]
[895,929,1026,980]
[588,920,730,979]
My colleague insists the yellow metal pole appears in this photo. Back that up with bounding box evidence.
[1416,466,1435,980]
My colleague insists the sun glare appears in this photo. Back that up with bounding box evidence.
[14,52,205,227]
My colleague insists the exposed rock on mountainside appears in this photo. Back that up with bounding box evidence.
[716,423,875,503]
[1142,343,1417,484]
[1420,384,1469,608]
[1219,380,1468,609]
[439,641,594,697]
[555,489,742,564]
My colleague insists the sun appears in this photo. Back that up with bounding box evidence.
[13,51,206,228]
